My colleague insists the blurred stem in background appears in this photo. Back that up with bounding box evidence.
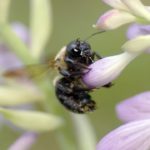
[0,0,10,23]
[0,0,97,150]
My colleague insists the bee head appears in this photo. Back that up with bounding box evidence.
[66,39,92,58]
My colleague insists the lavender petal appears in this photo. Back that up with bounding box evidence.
[97,119,150,150]
[127,23,150,39]
[116,91,150,123]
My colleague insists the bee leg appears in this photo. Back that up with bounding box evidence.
[103,82,113,88]
[92,52,102,59]
[59,68,88,78]
[65,57,90,70]
[59,68,71,77]
[74,86,92,92]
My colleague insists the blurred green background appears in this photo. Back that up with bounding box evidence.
[0,0,150,149]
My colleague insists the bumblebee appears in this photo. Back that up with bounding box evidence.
[54,39,106,113]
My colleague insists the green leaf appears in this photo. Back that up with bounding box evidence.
[30,0,53,59]
[0,108,63,132]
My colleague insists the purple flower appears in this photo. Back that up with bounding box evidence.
[116,91,150,123]
[82,52,138,89]
[127,23,150,53]
[95,0,150,30]
[127,23,150,39]
[96,119,150,150]
[97,92,150,150]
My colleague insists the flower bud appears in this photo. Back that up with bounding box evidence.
[83,52,136,88]
[95,9,136,30]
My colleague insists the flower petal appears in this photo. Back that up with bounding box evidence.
[127,23,150,40]
[9,132,37,150]
[95,9,136,30]
[0,108,63,132]
[116,91,150,123]
[83,52,136,88]
[122,35,150,54]
[97,119,150,150]
[121,0,150,21]
[102,0,129,10]
[126,23,150,53]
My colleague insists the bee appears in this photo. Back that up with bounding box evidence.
[54,39,112,113]
[3,33,112,114]
[54,39,102,113]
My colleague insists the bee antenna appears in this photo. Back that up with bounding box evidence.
[84,30,106,41]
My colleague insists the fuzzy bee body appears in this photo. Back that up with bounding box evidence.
[54,39,101,113]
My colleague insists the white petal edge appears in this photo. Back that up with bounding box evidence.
[102,0,129,11]
[121,0,150,21]
[122,35,150,54]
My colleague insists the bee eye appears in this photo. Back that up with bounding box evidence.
[73,49,80,53]
[73,48,81,55]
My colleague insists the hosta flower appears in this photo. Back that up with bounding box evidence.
[97,92,150,150]
[96,119,150,150]
[116,91,150,123]
[95,0,150,30]
[83,33,149,88]
[127,23,150,40]
[127,23,150,53]
[83,52,136,88]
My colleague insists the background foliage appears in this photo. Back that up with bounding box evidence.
[0,0,150,149]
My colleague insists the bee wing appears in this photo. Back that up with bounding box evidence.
[2,60,57,79]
